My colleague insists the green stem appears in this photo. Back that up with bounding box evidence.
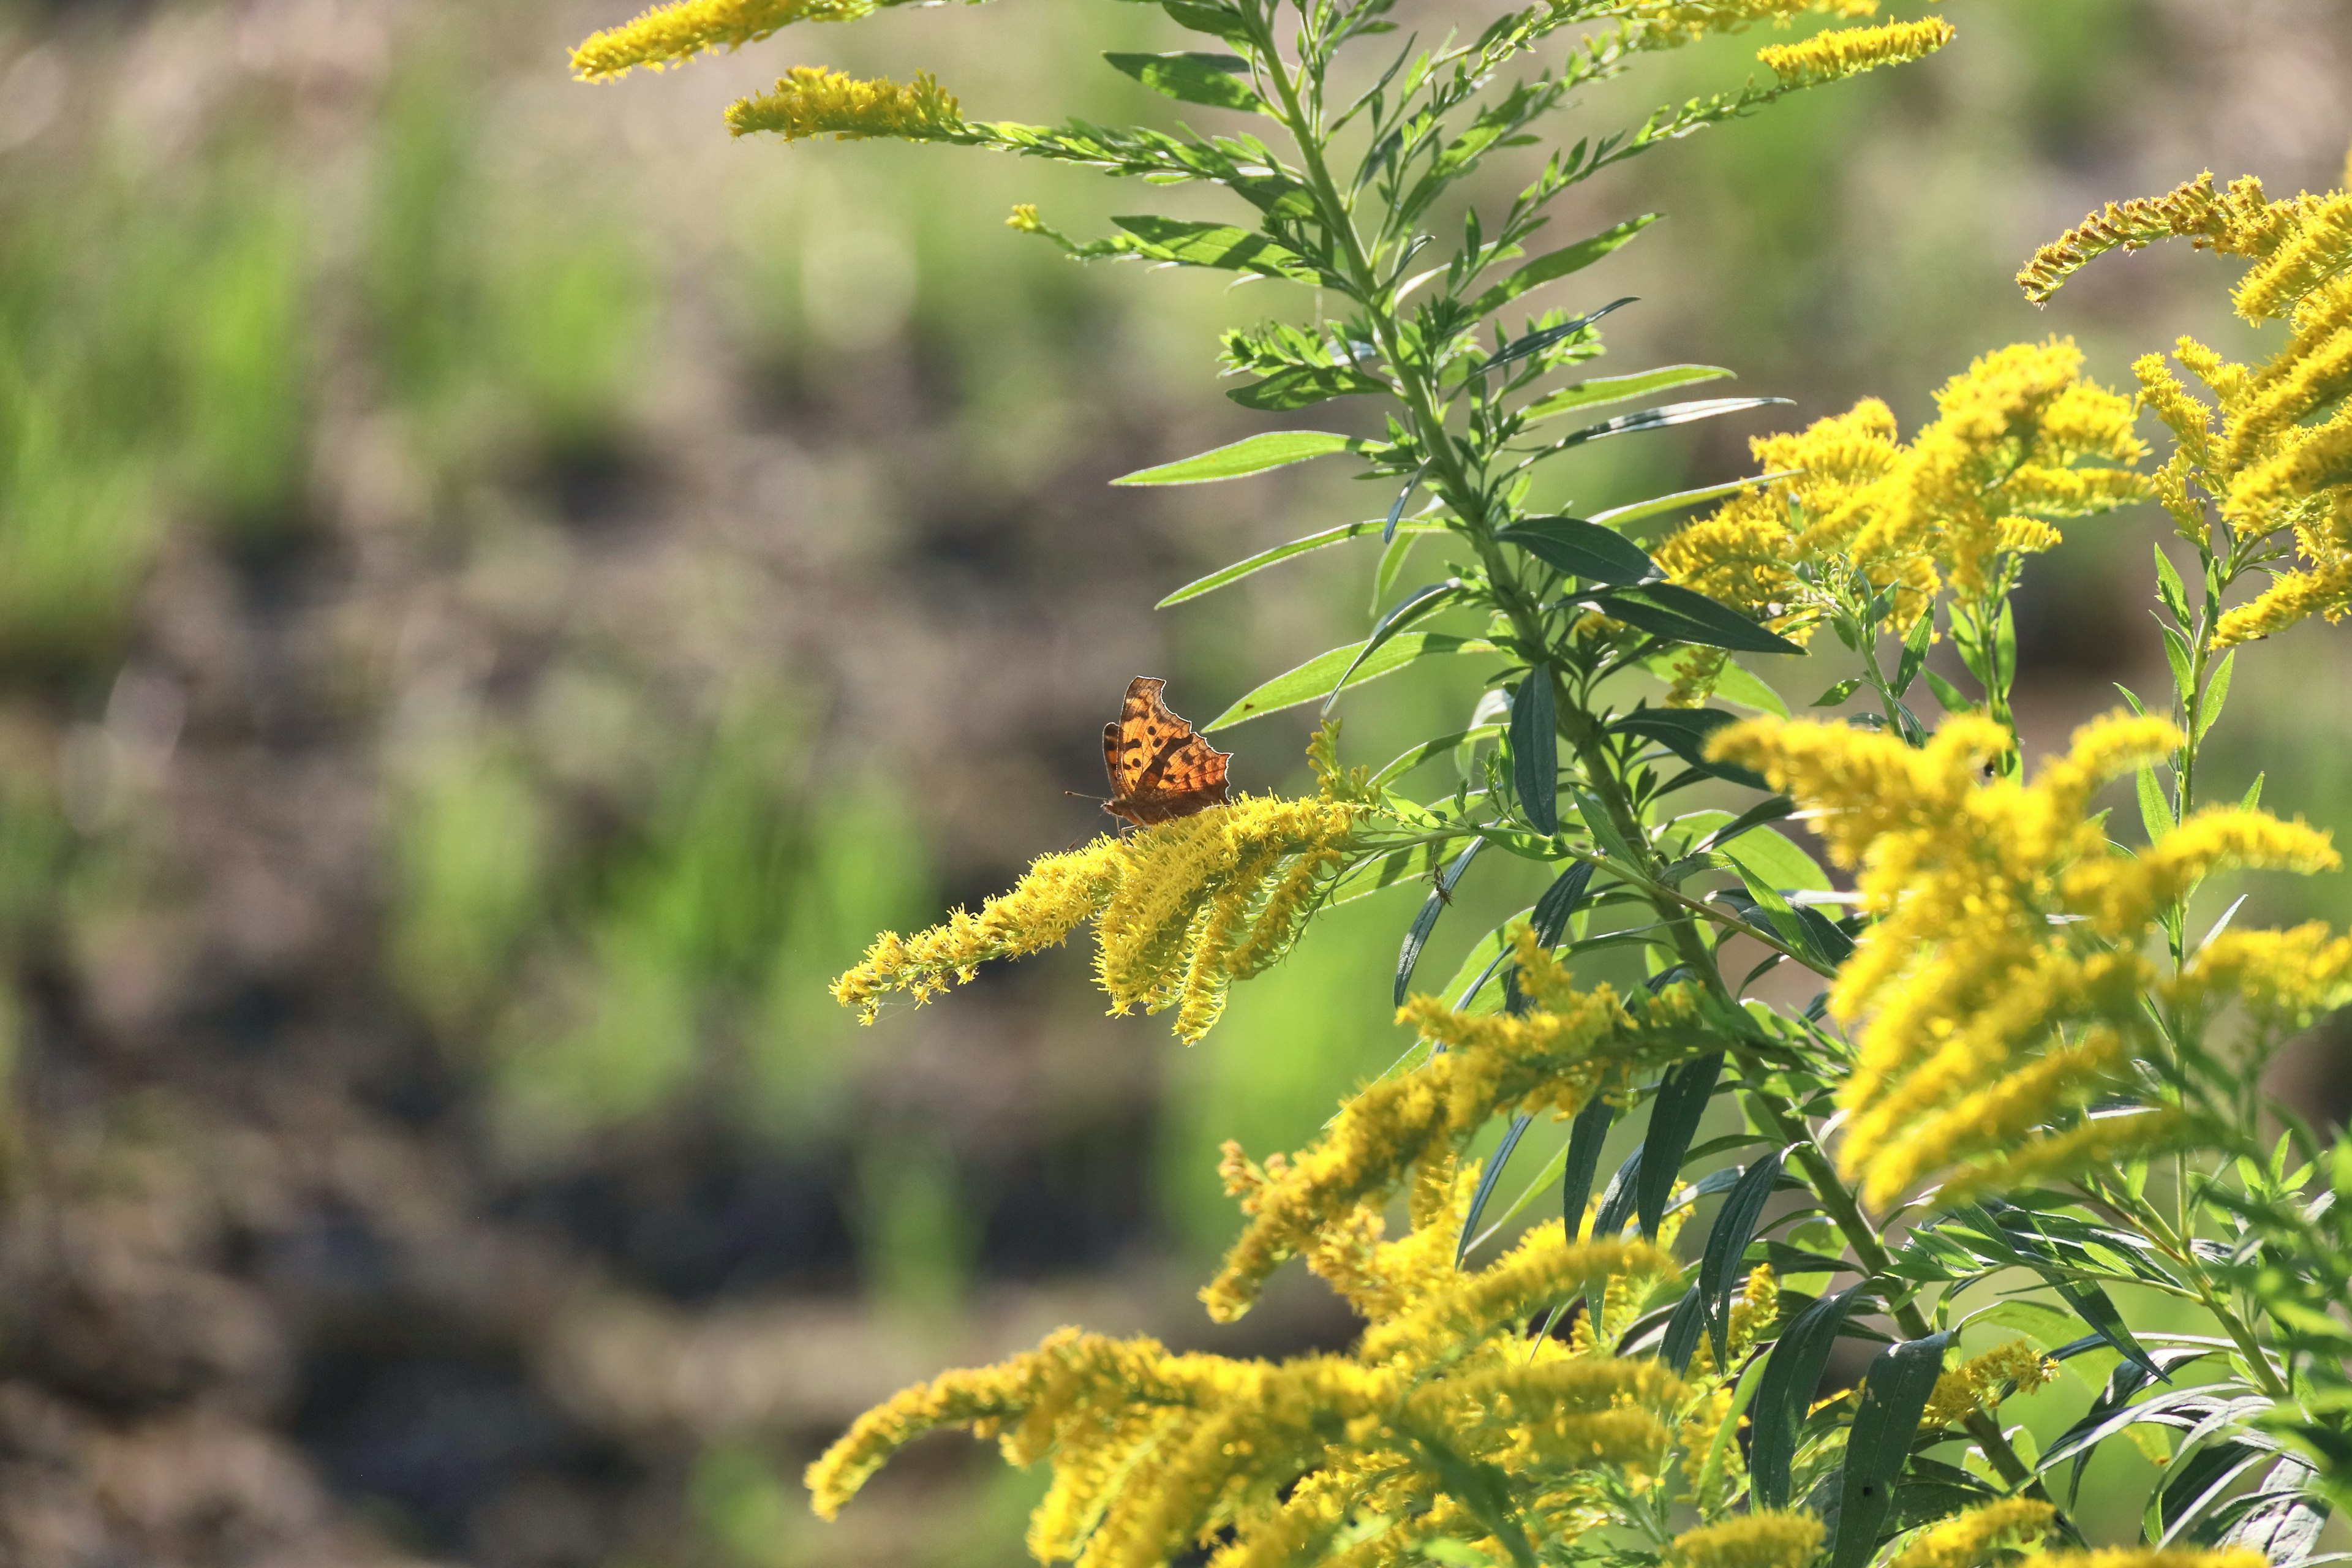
[1262,2,2058,1499]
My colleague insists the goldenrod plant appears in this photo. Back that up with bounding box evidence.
[579,0,2352,1560]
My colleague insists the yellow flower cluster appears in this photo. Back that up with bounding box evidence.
[2174,921,2352,1022]
[570,0,880,80]
[1710,711,2337,1206]
[807,1167,1694,1568]
[2035,1551,2266,1568]
[726,66,966,143]
[831,790,1357,1043]
[1620,0,1879,51]
[2016,172,2291,306]
[2020,168,2352,643]
[1656,341,2144,702]
[1756,16,1956,87]
[1920,1338,2056,1427]
[1201,928,1703,1320]
[1887,1497,2054,1568]
[1675,1510,1826,1568]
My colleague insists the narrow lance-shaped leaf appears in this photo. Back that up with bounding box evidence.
[1659,1284,1708,1374]
[1229,364,1390,410]
[1636,1054,1724,1238]
[1593,1145,1643,1238]
[1102,51,1263,112]
[1828,1331,1953,1568]
[1495,515,1658,585]
[1204,631,1498,729]
[1560,1094,1615,1235]
[1112,214,1321,281]
[1539,397,1789,456]
[1398,839,1483,1006]
[1114,430,1360,486]
[1458,1114,1533,1267]
[1327,579,1463,717]
[1483,298,1637,372]
[1588,582,1806,655]
[1468,213,1660,316]
[1510,666,1560,836]
[1752,1284,1864,1509]
[1156,516,1444,607]
[1608,707,1773,791]
[1529,860,1595,948]
[1520,364,1735,426]
[1698,1148,1785,1365]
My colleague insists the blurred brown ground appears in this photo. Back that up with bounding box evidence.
[0,1,2349,1564]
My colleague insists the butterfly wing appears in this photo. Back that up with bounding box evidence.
[1131,731,1232,821]
[1106,676,1172,797]
[1104,676,1230,826]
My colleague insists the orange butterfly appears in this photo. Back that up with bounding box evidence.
[1099,676,1232,828]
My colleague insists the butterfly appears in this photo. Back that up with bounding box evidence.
[1099,676,1232,829]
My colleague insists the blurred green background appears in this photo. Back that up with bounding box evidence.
[1,0,2350,1563]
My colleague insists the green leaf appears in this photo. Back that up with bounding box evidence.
[1228,364,1390,410]
[2154,542,2190,625]
[1894,612,1934,697]
[1560,1095,1616,1235]
[1710,658,1791,717]
[1204,632,1499,729]
[1373,725,1501,788]
[1327,579,1464,715]
[1923,668,1970,711]
[1157,0,1254,44]
[1510,667,1561,836]
[1468,214,1660,317]
[1397,839,1482,1006]
[2160,622,2195,699]
[1156,516,1444,606]
[1681,812,1829,894]
[1814,677,1862,707]
[1520,364,1735,425]
[1545,397,1788,454]
[1103,50,1263,111]
[1828,1332,1953,1568]
[1698,1150,1784,1364]
[1458,1114,1532,1267]
[1589,583,1806,655]
[1373,529,1419,614]
[1496,516,1658,585]
[1608,707,1773,791]
[1752,1284,1865,1508]
[2199,650,2234,741]
[1114,429,1359,485]
[2138,765,2174,843]
[1111,214,1320,281]
[2243,772,2265,810]
[1591,471,1797,530]
[1635,1054,1724,1238]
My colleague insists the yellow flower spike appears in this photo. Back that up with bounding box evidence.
[833,790,1357,1042]
[2062,807,2339,937]
[2135,353,2216,468]
[1939,1109,2190,1206]
[726,66,967,143]
[2234,190,2352,322]
[1757,17,1956,88]
[2017,173,2291,307]
[2174,921,2352,1020]
[1358,1226,1678,1363]
[1706,711,2310,1207]
[2034,1549,2267,1568]
[1887,1498,2056,1568]
[1921,1339,2057,1427]
[570,0,883,80]
[1673,1510,1827,1568]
